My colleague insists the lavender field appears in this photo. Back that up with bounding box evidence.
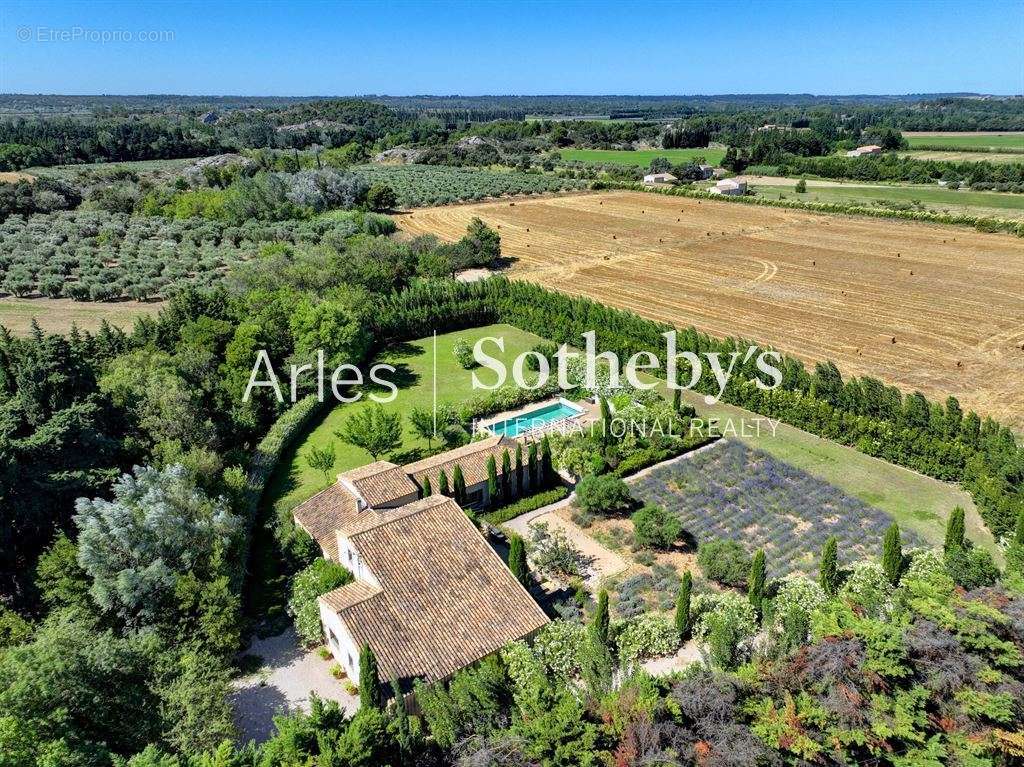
[631,440,922,578]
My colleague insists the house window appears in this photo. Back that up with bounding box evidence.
[467,489,484,508]
[347,549,353,563]
[328,629,339,650]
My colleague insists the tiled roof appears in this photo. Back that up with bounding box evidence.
[322,495,548,684]
[320,581,381,612]
[339,461,419,508]
[291,483,361,560]
[403,435,517,488]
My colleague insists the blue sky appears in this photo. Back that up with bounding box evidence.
[1,0,1021,96]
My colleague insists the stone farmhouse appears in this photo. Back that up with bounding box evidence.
[291,436,549,686]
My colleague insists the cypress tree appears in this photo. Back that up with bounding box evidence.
[422,475,432,497]
[527,442,539,489]
[508,533,529,586]
[452,465,467,505]
[882,522,903,585]
[437,470,449,496]
[820,536,839,597]
[1006,510,1024,575]
[390,676,412,757]
[748,549,766,616]
[486,455,499,506]
[501,449,512,500]
[540,436,554,487]
[944,506,966,553]
[675,571,692,640]
[593,589,610,647]
[515,443,524,496]
[358,644,382,709]
[598,395,612,444]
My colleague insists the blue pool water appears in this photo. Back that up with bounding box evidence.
[487,401,583,437]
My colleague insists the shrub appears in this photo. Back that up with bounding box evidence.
[365,183,397,212]
[768,574,827,654]
[631,503,682,550]
[944,545,999,590]
[691,591,757,670]
[575,474,632,517]
[484,486,569,526]
[697,538,751,588]
[615,613,679,664]
[287,558,353,646]
[839,561,894,620]
[533,620,587,678]
[527,521,588,580]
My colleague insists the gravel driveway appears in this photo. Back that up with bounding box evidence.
[231,627,359,744]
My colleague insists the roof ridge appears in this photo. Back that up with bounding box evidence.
[346,495,454,539]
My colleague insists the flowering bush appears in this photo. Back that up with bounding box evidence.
[903,547,951,587]
[769,574,827,650]
[452,339,476,370]
[840,561,895,619]
[614,613,680,664]
[533,620,587,678]
[691,591,758,644]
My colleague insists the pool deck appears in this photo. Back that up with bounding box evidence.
[476,396,600,440]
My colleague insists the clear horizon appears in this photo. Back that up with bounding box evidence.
[2,0,1021,96]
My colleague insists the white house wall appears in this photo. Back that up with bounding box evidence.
[319,602,362,683]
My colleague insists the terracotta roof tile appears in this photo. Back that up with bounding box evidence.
[326,495,548,684]
[320,581,382,612]
[339,461,419,508]
[291,483,361,560]
[403,436,517,488]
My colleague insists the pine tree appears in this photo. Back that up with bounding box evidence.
[486,455,499,506]
[540,436,554,487]
[501,449,512,500]
[675,571,692,640]
[593,589,610,647]
[820,536,839,597]
[748,549,766,616]
[508,534,529,586]
[422,475,432,497]
[882,523,903,585]
[452,465,467,505]
[944,506,966,553]
[358,644,382,709]
[437,470,449,496]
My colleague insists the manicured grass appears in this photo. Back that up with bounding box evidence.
[905,133,1024,150]
[560,147,725,167]
[262,323,546,517]
[750,181,1024,218]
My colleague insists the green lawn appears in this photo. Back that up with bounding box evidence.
[749,180,1024,219]
[905,133,1024,150]
[263,323,546,517]
[560,147,726,167]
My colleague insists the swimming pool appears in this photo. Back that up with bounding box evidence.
[484,399,584,437]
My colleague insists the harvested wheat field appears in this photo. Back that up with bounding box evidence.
[399,191,1024,431]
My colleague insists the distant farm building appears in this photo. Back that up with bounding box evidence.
[643,172,678,185]
[846,145,883,157]
[709,178,747,196]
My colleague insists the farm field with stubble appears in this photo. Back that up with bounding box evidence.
[398,190,1024,431]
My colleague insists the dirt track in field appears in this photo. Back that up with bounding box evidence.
[398,191,1024,431]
